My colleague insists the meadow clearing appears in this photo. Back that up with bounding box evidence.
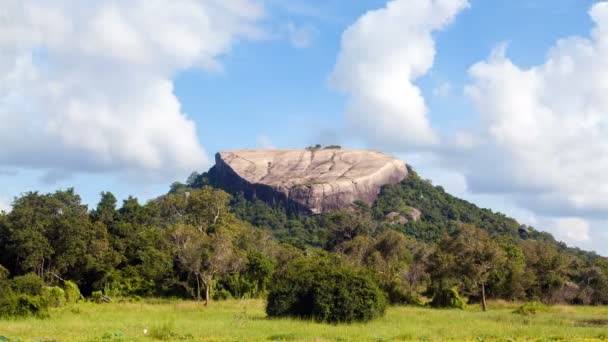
[0,299,607,342]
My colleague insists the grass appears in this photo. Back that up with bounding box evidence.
[0,299,607,341]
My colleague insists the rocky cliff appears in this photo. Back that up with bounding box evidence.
[210,149,407,214]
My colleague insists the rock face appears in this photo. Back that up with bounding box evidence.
[210,149,408,214]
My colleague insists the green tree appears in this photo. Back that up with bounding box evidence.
[520,240,568,303]
[169,223,245,305]
[434,224,506,311]
[90,191,117,226]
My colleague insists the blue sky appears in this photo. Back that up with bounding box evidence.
[1,0,608,254]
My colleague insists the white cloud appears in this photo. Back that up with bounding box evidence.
[0,0,264,181]
[286,22,318,48]
[463,2,608,218]
[551,217,591,243]
[330,0,469,150]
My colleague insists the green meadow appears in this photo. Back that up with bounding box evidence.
[1,300,607,342]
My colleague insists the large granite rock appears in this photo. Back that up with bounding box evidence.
[210,149,408,214]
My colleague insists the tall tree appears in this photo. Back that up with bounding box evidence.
[169,223,244,305]
[435,224,506,311]
[91,192,117,226]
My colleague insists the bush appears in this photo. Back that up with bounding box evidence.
[513,301,548,315]
[91,291,104,304]
[430,286,466,309]
[11,274,46,296]
[266,256,386,323]
[63,281,81,304]
[44,286,66,307]
[14,294,49,318]
[0,272,50,319]
[0,292,49,319]
[385,283,423,306]
[212,288,232,301]
[0,290,18,318]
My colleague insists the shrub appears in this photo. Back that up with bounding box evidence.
[513,301,548,315]
[430,286,466,309]
[0,290,18,318]
[0,293,49,319]
[11,274,46,296]
[44,286,66,307]
[212,288,232,301]
[63,281,81,304]
[91,291,104,304]
[266,256,386,323]
[14,294,49,318]
[385,283,423,306]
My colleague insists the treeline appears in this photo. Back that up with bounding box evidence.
[0,166,607,320]
[197,166,608,305]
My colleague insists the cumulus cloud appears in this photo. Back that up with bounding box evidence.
[0,0,264,181]
[463,2,608,218]
[330,0,469,150]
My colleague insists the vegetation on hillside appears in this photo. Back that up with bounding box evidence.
[0,165,607,322]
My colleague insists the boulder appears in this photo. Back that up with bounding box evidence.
[210,149,408,214]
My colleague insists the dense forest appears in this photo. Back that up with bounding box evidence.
[1,165,607,321]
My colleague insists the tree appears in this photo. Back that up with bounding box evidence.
[489,240,527,300]
[169,224,244,305]
[4,190,93,283]
[90,192,117,226]
[435,224,506,311]
[520,240,568,303]
[324,208,376,250]
[157,187,232,232]
[339,231,418,304]
[169,224,206,301]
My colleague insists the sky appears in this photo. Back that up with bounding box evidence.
[1,0,608,255]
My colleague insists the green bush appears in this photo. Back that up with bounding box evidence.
[14,294,49,318]
[212,288,232,301]
[63,281,81,304]
[385,283,423,306]
[0,291,50,319]
[430,286,466,309]
[0,273,51,318]
[266,256,386,323]
[44,286,66,307]
[513,301,548,315]
[0,290,18,318]
[91,291,104,304]
[11,274,46,296]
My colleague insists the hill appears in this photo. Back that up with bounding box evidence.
[0,148,606,319]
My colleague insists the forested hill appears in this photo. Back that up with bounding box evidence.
[0,163,607,320]
[194,165,599,261]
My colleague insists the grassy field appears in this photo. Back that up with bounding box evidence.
[0,299,607,341]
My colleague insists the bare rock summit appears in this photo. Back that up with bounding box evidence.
[210,149,408,214]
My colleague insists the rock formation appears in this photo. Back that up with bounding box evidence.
[210,149,408,214]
